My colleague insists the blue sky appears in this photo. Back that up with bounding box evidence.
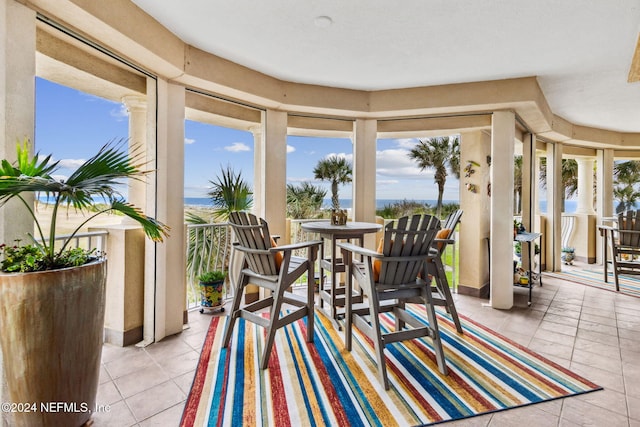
[35,78,461,202]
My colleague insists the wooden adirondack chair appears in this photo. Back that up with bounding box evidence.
[223,212,321,369]
[425,209,463,333]
[338,214,448,390]
[610,210,640,291]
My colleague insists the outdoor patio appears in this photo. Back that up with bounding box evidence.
[90,271,640,426]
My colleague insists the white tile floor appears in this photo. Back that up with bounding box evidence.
[90,271,640,426]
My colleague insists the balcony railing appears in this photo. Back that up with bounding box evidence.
[184,217,462,310]
[40,230,108,253]
[185,222,232,310]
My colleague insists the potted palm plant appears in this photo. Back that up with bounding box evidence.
[0,139,168,427]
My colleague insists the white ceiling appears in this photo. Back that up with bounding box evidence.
[132,0,640,133]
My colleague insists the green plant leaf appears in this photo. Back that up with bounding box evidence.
[0,138,169,271]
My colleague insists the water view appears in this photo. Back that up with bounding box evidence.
[184,197,582,213]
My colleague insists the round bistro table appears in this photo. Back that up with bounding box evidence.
[301,221,382,324]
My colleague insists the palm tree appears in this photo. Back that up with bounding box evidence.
[0,139,169,270]
[185,166,251,279]
[313,155,352,210]
[614,160,640,213]
[408,136,460,218]
[207,165,253,221]
[184,210,231,293]
[514,156,523,214]
[286,182,326,219]
[539,158,580,212]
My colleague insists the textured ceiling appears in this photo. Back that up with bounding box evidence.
[132,0,640,133]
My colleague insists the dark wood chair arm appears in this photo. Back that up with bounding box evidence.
[337,242,382,259]
[269,240,322,253]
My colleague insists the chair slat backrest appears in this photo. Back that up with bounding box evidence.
[229,211,279,275]
[442,209,463,232]
[435,209,463,254]
[618,210,640,247]
[378,214,440,285]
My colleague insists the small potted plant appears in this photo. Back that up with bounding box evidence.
[561,247,575,265]
[198,270,227,313]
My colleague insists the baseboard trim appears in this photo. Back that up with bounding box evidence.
[457,283,490,299]
[104,325,143,347]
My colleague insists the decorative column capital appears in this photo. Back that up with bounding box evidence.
[248,124,262,136]
[575,157,595,166]
[121,95,147,113]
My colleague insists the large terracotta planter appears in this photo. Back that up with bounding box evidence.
[0,260,107,427]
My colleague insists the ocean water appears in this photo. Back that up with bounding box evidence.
[38,196,589,214]
[184,198,581,213]
[184,198,454,210]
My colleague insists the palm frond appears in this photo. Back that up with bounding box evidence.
[13,139,59,178]
[0,140,60,203]
[111,200,169,242]
[0,138,169,270]
[186,211,209,225]
[207,165,253,221]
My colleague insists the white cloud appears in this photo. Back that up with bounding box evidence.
[286,176,311,184]
[322,152,353,162]
[185,138,196,145]
[110,104,129,121]
[394,138,420,149]
[224,142,251,152]
[58,159,86,169]
[377,179,400,185]
[184,185,211,198]
[376,148,433,179]
[287,145,296,153]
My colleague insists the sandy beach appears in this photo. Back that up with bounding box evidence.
[33,202,215,237]
[34,202,126,237]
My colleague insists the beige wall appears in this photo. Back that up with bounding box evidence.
[458,131,491,296]
[572,214,597,264]
[100,226,145,346]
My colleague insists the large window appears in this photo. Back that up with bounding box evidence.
[286,135,353,214]
[34,77,129,232]
[184,120,254,205]
[377,136,461,218]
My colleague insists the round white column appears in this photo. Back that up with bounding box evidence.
[250,124,263,218]
[576,158,596,214]
[121,95,147,217]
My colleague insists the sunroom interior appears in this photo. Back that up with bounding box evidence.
[2,0,640,425]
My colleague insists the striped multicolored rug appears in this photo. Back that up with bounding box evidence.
[545,268,640,298]
[181,307,601,426]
